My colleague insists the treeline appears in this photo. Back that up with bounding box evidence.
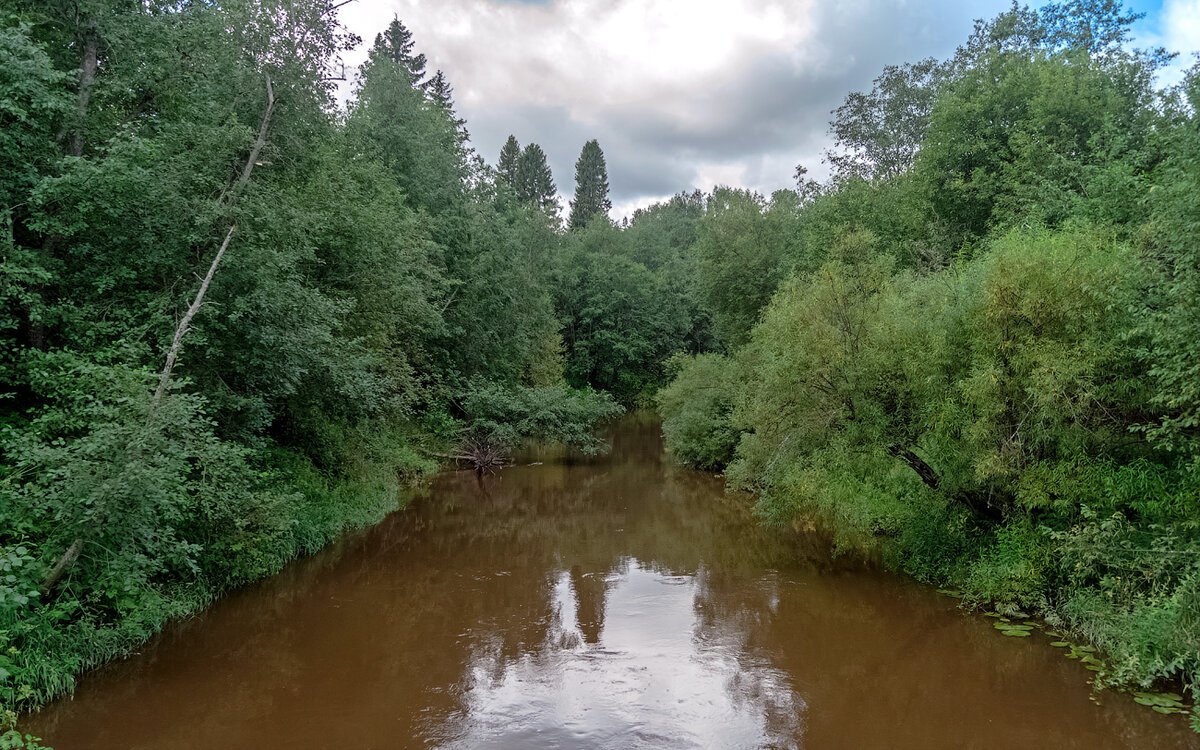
[0,1,637,728]
[658,1,1200,718]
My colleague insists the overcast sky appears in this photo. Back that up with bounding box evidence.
[337,0,1200,219]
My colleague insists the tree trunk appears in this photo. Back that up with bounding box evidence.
[888,443,1005,522]
[38,538,82,592]
[28,23,97,353]
[41,74,277,596]
[888,444,940,490]
[68,25,99,158]
[151,224,236,407]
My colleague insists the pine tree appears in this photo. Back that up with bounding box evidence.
[517,143,557,212]
[373,16,426,85]
[498,135,521,190]
[568,139,612,230]
[424,69,468,145]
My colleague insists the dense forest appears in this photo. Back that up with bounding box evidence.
[659,0,1200,726]
[0,0,1198,739]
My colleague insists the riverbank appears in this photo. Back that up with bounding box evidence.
[1,442,431,731]
[656,230,1200,732]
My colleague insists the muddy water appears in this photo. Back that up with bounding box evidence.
[27,415,1199,749]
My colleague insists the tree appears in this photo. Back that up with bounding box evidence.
[916,47,1158,244]
[497,135,521,190]
[953,0,1169,68]
[351,26,466,216]
[824,59,945,182]
[694,188,796,349]
[517,143,558,212]
[424,69,468,145]
[568,139,612,230]
[373,16,426,85]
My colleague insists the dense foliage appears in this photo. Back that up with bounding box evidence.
[0,0,626,730]
[659,0,1200,724]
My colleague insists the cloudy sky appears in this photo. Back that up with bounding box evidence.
[337,0,1200,219]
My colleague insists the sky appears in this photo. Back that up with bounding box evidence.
[336,0,1200,220]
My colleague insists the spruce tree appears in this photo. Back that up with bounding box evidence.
[517,143,557,212]
[424,69,468,145]
[568,139,612,230]
[373,16,426,85]
[498,135,521,190]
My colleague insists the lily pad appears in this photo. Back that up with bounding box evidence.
[1132,692,1185,708]
[1049,641,1070,647]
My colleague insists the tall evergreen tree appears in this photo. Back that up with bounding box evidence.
[517,142,557,212]
[568,139,613,230]
[498,135,521,189]
[373,16,426,85]
[424,69,468,145]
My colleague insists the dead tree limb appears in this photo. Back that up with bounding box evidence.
[154,72,274,408]
[41,73,277,595]
[151,224,236,408]
[887,443,1005,522]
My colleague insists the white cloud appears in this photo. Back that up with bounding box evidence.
[345,0,815,125]
[1162,0,1200,82]
[336,0,1027,214]
[1164,0,1200,57]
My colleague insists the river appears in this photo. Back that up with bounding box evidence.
[26,413,1199,749]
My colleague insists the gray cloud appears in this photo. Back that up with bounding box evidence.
[338,0,1182,217]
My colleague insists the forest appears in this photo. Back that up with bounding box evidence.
[0,0,1198,739]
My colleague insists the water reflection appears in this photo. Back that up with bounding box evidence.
[438,562,802,750]
[24,415,1200,750]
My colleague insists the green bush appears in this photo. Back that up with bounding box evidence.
[459,380,624,454]
[656,353,740,470]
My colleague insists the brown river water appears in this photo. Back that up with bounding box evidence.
[27,414,1200,749]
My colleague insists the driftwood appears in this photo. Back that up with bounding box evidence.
[421,437,510,473]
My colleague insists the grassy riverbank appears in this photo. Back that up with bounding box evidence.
[1,431,432,729]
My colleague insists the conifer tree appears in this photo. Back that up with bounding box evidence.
[373,16,426,85]
[424,69,468,145]
[568,139,612,230]
[517,142,557,212]
[498,135,521,189]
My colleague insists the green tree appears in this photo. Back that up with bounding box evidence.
[825,58,945,181]
[694,188,797,349]
[350,23,466,217]
[424,69,468,146]
[1145,64,1200,461]
[517,142,558,213]
[915,46,1158,245]
[568,139,612,230]
[373,16,427,85]
[497,135,521,190]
